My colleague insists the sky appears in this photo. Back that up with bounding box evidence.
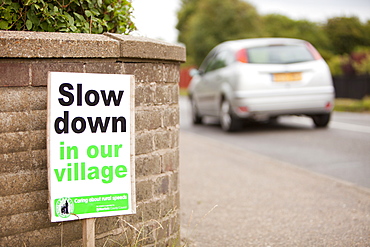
[131,0,370,44]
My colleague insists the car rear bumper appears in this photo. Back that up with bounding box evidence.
[231,87,334,119]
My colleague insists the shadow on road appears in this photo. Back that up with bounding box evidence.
[186,116,316,134]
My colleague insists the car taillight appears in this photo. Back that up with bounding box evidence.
[238,106,249,113]
[236,48,248,63]
[325,102,333,110]
[305,42,322,60]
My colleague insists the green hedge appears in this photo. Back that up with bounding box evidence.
[0,0,136,34]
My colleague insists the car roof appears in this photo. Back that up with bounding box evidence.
[216,38,308,52]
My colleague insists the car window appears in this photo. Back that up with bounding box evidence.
[247,45,315,64]
[198,50,216,73]
[204,50,230,73]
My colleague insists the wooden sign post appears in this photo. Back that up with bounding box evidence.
[83,218,95,247]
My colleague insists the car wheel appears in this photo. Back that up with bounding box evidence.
[220,100,242,132]
[269,116,279,124]
[191,98,202,124]
[312,113,331,128]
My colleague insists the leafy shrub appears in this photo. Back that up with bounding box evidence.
[0,0,136,34]
[353,47,370,75]
[327,54,347,76]
[354,55,370,74]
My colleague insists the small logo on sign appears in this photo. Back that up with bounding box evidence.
[55,197,74,218]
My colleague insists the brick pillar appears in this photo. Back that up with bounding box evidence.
[0,31,185,246]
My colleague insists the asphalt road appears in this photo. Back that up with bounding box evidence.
[179,97,370,246]
[179,131,370,246]
[179,96,370,188]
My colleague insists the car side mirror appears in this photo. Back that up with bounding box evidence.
[189,68,200,77]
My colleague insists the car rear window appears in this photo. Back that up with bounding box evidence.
[247,45,315,64]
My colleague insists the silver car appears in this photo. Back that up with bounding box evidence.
[188,38,335,132]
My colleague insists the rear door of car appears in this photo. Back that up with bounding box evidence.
[195,50,230,116]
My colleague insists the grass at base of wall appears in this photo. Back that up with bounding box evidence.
[179,88,189,96]
[334,96,370,113]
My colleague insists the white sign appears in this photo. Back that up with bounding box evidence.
[47,72,135,222]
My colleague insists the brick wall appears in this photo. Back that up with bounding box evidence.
[0,31,185,246]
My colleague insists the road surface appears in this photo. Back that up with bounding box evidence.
[180,96,370,188]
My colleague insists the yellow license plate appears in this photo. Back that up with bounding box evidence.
[273,72,302,82]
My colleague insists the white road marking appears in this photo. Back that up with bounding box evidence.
[330,121,370,134]
[279,116,370,134]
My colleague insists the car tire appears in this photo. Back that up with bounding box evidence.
[269,116,279,124]
[220,100,242,132]
[312,113,331,128]
[191,98,202,124]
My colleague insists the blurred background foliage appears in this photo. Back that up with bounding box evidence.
[0,0,136,34]
[177,0,370,76]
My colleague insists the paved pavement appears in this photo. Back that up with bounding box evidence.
[179,131,370,247]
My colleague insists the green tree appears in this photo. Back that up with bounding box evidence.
[262,14,298,38]
[177,0,198,47]
[324,17,367,55]
[177,0,370,67]
[0,0,136,34]
[262,14,331,59]
[177,0,262,66]
[363,20,370,45]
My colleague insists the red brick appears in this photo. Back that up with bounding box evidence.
[31,62,84,86]
[0,63,29,86]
